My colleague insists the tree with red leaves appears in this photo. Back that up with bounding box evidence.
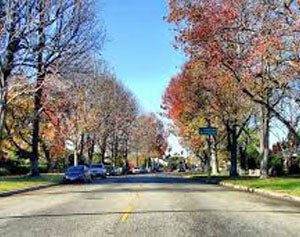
[163,61,253,176]
[129,113,168,167]
[167,0,300,177]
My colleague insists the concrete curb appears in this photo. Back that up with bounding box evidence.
[220,181,300,204]
[0,183,61,198]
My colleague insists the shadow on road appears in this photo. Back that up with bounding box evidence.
[1,208,299,220]
[14,175,233,196]
[35,187,230,195]
[95,175,225,184]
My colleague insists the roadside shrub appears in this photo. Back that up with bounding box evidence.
[11,165,31,175]
[287,155,300,175]
[246,145,260,169]
[0,167,10,176]
[296,155,300,169]
[115,156,125,167]
[268,154,284,176]
[56,162,68,172]
[38,164,49,173]
[0,158,30,175]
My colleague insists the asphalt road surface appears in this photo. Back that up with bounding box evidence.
[0,174,300,237]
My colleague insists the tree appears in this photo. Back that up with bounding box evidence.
[0,1,33,151]
[129,114,168,167]
[163,62,253,176]
[167,0,300,177]
[4,74,66,168]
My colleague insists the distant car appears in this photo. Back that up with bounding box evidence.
[105,166,115,176]
[153,166,163,172]
[139,168,148,174]
[88,164,106,179]
[64,165,92,183]
[130,168,140,174]
[113,167,123,176]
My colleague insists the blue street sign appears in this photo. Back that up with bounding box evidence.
[199,127,218,136]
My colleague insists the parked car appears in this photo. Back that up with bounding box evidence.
[105,166,114,176]
[63,165,92,183]
[153,166,164,172]
[113,167,123,176]
[129,167,140,174]
[139,168,148,174]
[88,164,106,179]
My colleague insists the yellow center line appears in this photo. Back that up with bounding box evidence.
[121,204,134,222]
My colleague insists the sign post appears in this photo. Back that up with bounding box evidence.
[65,139,77,166]
[199,126,218,178]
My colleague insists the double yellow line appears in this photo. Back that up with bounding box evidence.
[121,204,134,222]
[120,184,144,222]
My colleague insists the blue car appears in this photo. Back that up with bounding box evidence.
[63,165,92,183]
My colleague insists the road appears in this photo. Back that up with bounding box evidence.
[0,174,300,237]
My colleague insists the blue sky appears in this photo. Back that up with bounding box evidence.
[101,0,185,114]
[100,0,186,154]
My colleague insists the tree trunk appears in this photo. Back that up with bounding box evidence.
[136,151,139,168]
[88,135,95,164]
[0,88,8,156]
[229,124,238,177]
[124,136,128,169]
[31,2,46,176]
[79,133,84,160]
[31,79,43,176]
[41,141,51,170]
[31,66,45,176]
[99,137,107,164]
[260,105,270,178]
[113,134,118,166]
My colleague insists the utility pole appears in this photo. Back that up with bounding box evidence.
[74,149,78,166]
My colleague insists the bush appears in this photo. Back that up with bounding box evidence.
[296,155,300,168]
[246,145,260,169]
[0,158,30,175]
[0,157,59,175]
[11,165,31,175]
[287,155,300,175]
[38,164,49,173]
[268,154,284,176]
[0,167,10,176]
[115,156,125,167]
[55,162,68,172]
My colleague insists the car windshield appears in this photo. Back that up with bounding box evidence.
[67,166,83,172]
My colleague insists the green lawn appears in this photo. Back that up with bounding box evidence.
[224,177,300,197]
[186,173,300,197]
[0,174,63,193]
